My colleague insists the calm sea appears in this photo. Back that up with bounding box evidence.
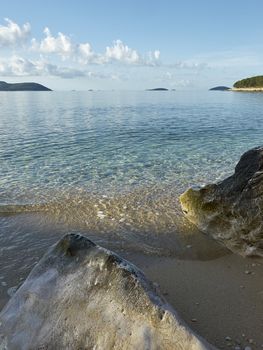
[0,90,263,306]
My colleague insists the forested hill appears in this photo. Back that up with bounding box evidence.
[233,76,263,88]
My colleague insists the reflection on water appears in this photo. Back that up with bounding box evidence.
[0,90,263,308]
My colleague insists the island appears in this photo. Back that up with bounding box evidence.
[146,87,169,91]
[232,75,263,91]
[209,86,230,91]
[0,81,52,91]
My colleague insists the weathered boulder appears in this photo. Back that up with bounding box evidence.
[180,146,263,257]
[0,233,213,349]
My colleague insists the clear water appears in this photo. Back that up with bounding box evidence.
[1,90,263,307]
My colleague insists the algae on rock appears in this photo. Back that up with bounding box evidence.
[180,146,263,257]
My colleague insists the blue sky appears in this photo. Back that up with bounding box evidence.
[1,0,263,90]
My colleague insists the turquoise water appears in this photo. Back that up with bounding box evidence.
[1,90,263,203]
[1,90,263,306]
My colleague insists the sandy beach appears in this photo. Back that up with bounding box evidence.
[0,209,262,350]
[0,210,262,349]
[125,251,263,350]
[231,88,263,92]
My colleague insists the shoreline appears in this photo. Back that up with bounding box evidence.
[0,212,262,349]
[231,87,263,92]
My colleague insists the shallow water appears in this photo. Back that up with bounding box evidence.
[1,90,263,307]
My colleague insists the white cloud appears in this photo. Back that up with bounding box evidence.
[0,18,30,47]
[78,42,98,63]
[0,56,37,76]
[31,27,73,59]
[104,40,140,64]
[0,55,119,79]
[169,61,207,69]
[32,28,161,66]
[0,18,165,83]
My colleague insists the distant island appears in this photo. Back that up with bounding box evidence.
[209,86,230,91]
[232,75,263,91]
[210,76,263,92]
[146,88,169,91]
[0,81,52,91]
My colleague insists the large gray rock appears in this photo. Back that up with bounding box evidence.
[180,146,263,257]
[0,233,213,350]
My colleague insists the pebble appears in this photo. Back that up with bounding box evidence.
[244,347,252,350]
[225,336,232,341]
[1,281,7,287]
[234,346,241,350]
[244,270,252,275]
[97,211,106,219]
[191,318,197,322]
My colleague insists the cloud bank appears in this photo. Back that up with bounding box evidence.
[0,56,118,79]
[31,28,161,66]
[0,18,210,83]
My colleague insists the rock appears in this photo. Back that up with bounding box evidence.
[180,146,263,257]
[0,233,213,349]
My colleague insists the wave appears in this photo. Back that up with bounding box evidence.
[0,186,229,260]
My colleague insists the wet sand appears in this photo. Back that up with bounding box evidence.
[127,252,263,350]
[0,213,262,349]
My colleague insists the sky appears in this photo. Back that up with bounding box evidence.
[1,0,263,90]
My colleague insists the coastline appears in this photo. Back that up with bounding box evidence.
[231,87,263,92]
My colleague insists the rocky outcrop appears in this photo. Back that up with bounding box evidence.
[0,233,212,349]
[180,146,263,257]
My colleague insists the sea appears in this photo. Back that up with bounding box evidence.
[0,90,263,307]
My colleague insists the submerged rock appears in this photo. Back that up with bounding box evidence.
[0,233,212,349]
[180,146,263,257]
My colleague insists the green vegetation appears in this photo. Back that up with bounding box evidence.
[233,75,263,88]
